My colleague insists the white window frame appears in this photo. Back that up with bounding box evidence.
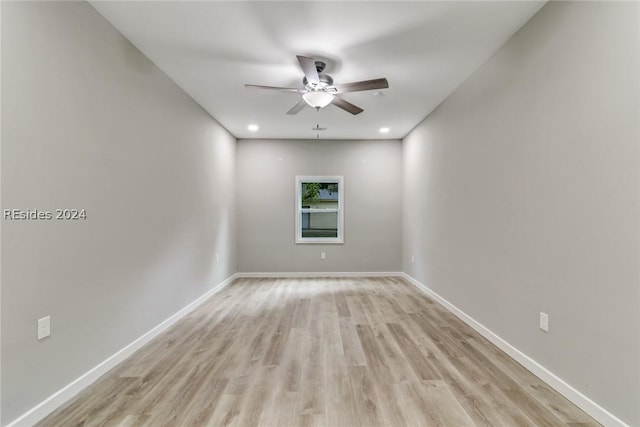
[295,175,344,244]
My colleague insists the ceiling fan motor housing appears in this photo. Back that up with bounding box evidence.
[303,61,333,91]
[303,74,334,90]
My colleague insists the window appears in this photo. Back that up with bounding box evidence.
[295,176,344,244]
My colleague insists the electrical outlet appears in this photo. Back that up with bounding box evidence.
[38,316,51,340]
[320,252,326,260]
[539,312,549,332]
[215,253,219,262]
[411,255,415,264]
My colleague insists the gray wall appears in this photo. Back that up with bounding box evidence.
[402,2,639,425]
[237,139,402,273]
[1,2,236,423]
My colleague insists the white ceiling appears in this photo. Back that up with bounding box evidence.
[90,1,545,140]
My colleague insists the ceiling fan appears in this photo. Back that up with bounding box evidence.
[245,55,389,115]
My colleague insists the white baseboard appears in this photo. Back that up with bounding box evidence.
[400,273,629,427]
[7,273,238,427]
[236,271,403,278]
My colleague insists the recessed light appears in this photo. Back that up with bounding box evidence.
[248,124,259,132]
[379,127,390,134]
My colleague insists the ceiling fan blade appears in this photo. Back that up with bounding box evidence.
[330,78,389,94]
[245,84,305,93]
[286,99,307,115]
[296,55,320,86]
[331,97,364,115]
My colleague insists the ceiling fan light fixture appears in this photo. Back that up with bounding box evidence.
[302,91,334,110]
[245,55,388,116]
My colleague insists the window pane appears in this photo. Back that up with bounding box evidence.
[301,211,338,238]
[301,182,339,209]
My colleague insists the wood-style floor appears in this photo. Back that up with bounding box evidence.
[39,277,599,426]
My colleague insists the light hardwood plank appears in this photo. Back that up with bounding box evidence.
[38,277,600,427]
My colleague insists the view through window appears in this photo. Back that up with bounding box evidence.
[296,176,343,244]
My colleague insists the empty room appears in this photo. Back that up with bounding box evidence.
[1,1,638,426]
